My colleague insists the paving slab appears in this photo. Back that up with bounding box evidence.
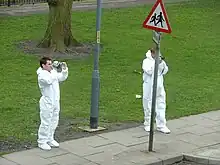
[64,135,114,148]
[47,153,90,165]
[83,143,131,164]
[121,126,149,138]
[85,151,136,165]
[60,141,104,157]
[196,149,220,159]
[92,143,129,155]
[153,131,178,144]
[200,110,220,121]
[59,135,116,156]
[114,142,189,165]
[209,125,220,132]
[179,114,219,128]
[0,157,18,165]
[154,140,198,155]
[84,152,118,165]
[28,148,69,158]
[114,149,163,165]
[177,124,217,136]
[2,150,53,165]
[174,132,220,147]
[190,144,220,160]
[166,118,196,129]
[82,162,99,165]
[83,142,136,164]
[98,130,148,147]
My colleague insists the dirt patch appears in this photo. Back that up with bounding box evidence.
[17,40,100,59]
[0,138,33,155]
[0,116,142,154]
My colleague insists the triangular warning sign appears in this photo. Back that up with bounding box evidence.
[142,0,172,33]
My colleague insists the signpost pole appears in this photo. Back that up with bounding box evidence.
[148,31,161,151]
[90,0,102,129]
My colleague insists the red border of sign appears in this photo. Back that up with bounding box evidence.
[142,0,172,33]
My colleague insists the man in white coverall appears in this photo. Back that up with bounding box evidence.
[36,57,68,150]
[142,48,170,134]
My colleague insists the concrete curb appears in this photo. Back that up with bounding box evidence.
[183,154,220,165]
[163,155,183,165]
[145,155,184,165]
[145,154,220,165]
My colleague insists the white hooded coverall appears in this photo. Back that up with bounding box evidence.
[142,50,168,129]
[36,67,68,145]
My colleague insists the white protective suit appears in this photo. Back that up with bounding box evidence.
[142,50,169,132]
[36,66,68,145]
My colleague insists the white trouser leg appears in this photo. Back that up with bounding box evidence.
[143,98,152,126]
[155,88,167,128]
[49,101,60,142]
[37,98,54,144]
[143,82,153,126]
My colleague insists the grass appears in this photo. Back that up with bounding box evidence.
[0,0,220,148]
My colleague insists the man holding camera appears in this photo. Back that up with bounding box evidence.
[142,48,170,134]
[36,57,68,150]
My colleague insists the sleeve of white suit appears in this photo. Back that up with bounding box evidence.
[57,67,68,82]
[38,72,56,85]
[159,60,168,75]
[142,59,154,75]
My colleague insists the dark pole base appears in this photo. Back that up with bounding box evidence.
[90,117,98,129]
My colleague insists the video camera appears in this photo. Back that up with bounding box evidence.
[52,61,66,72]
[160,55,165,60]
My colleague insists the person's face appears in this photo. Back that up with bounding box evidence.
[151,51,156,59]
[42,60,52,72]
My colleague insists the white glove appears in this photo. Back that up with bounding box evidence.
[52,61,59,68]
[61,62,68,71]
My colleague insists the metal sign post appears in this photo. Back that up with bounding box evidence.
[90,0,102,129]
[148,31,161,151]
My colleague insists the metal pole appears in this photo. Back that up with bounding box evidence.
[148,41,160,152]
[90,0,102,129]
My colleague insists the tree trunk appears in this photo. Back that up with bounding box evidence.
[38,0,80,52]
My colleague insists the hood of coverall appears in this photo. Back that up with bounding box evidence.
[145,50,154,61]
[146,50,163,61]
[36,67,43,75]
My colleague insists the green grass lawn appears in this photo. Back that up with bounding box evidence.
[1,0,220,149]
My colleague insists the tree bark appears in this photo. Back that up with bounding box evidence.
[38,0,80,52]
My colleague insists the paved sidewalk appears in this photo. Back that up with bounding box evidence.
[0,0,191,16]
[1,110,220,165]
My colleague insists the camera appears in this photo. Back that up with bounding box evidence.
[52,61,66,72]
[159,55,165,64]
[160,55,165,60]
[159,55,165,61]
